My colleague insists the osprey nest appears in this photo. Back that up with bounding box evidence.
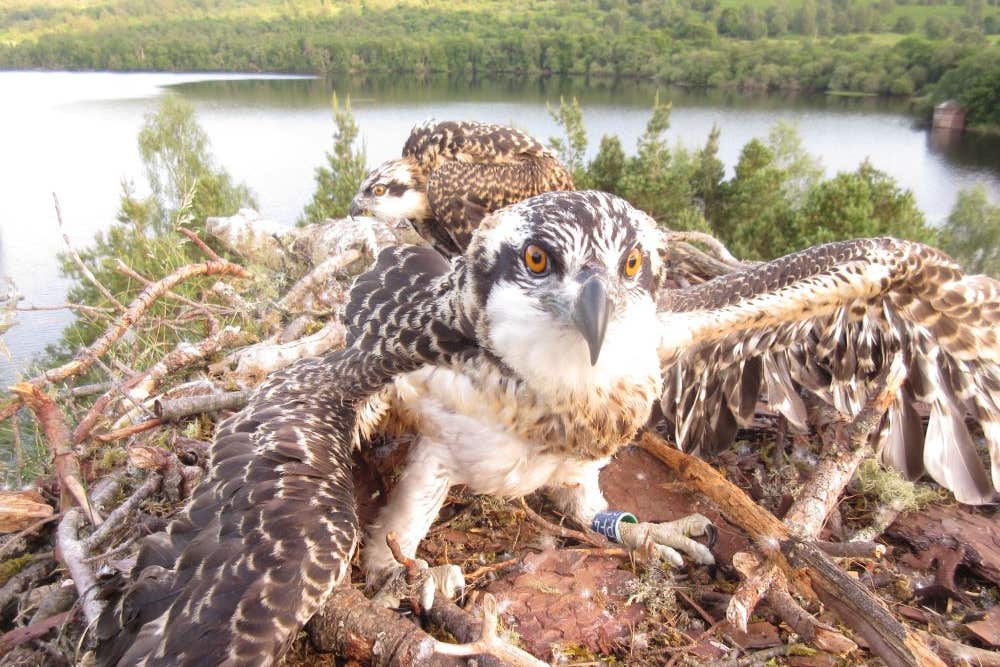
[0,211,997,667]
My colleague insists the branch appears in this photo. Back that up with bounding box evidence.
[638,432,943,667]
[53,193,126,313]
[19,260,248,392]
[209,319,346,387]
[176,226,222,261]
[55,509,104,626]
[154,390,251,422]
[10,383,99,525]
[73,325,245,443]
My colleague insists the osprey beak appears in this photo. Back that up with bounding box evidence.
[349,196,365,217]
[572,277,612,366]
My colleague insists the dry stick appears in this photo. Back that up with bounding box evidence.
[82,473,162,552]
[73,324,245,443]
[916,630,1000,667]
[94,418,163,443]
[637,432,944,667]
[56,509,104,626]
[176,226,223,262]
[16,303,116,315]
[114,259,220,335]
[813,540,886,559]
[727,357,906,629]
[433,593,548,667]
[0,512,63,561]
[60,382,113,399]
[154,390,252,422]
[55,473,125,629]
[308,586,467,667]
[2,260,246,423]
[0,609,75,656]
[40,260,248,387]
[53,193,126,313]
[9,383,99,525]
[517,497,612,549]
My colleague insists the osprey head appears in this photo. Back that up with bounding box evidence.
[465,191,664,397]
[350,158,430,223]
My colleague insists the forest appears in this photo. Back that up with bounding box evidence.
[2,0,1000,128]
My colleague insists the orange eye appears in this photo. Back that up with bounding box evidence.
[372,184,386,196]
[624,248,642,278]
[524,244,549,275]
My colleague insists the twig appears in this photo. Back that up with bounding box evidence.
[114,259,220,335]
[94,418,162,443]
[15,303,115,315]
[176,226,222,261]
[73,325,245,443]
[10,383,100,525]
[638,432,944,667]
[53,193,126,313]
[0,560,54,613]
[154,390,251,422]
[60,382,113,399]
[0,512,63,561]
[0,610,75,656]
[82,473,162,552]
[813,540,886,559]
[17,260,247,392]
[466,558,519,581]
[55,509,104,626]
[518,498,609,548]
[433,593,548,667]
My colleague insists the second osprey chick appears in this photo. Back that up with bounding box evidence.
[350,120,575,257]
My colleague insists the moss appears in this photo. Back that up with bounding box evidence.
[856,458,943,511]
[0,554,35,586]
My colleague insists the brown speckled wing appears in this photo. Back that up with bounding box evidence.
[404,121,574,257]
[657,237,1000,505]
[96,245,476,666]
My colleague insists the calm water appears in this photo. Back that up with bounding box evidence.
[1,71,999,386]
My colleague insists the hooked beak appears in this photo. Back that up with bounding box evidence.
[349,196,366,217]
[571,277,612,366]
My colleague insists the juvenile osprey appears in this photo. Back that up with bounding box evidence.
[98,192,999,665]
[349,120,575,257]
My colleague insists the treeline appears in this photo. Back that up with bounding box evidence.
[1,0,999,126]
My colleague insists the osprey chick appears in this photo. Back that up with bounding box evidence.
[349,120,575,257]
[97,192,1000,666]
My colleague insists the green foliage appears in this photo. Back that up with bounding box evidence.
[713,139,801,258]
[547,97,588,185]
[940,185,1000,276]
[300,93,367,224]
[135,95,256,235]
[51,96,255,366]
[544,98,933,257]
[793,161,935,251]
[929,50,1000,128]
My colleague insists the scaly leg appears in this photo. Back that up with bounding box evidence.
[545,459,715,566]
[363,436,464,608]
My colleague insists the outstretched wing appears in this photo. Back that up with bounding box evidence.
[405,121,575,256]
[96,246,473,666]
[657,237,1000,505]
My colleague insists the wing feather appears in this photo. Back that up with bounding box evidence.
[97,245,473,665]
[658,237,1000,504]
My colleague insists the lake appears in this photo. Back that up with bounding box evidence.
[1,70,999,387]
